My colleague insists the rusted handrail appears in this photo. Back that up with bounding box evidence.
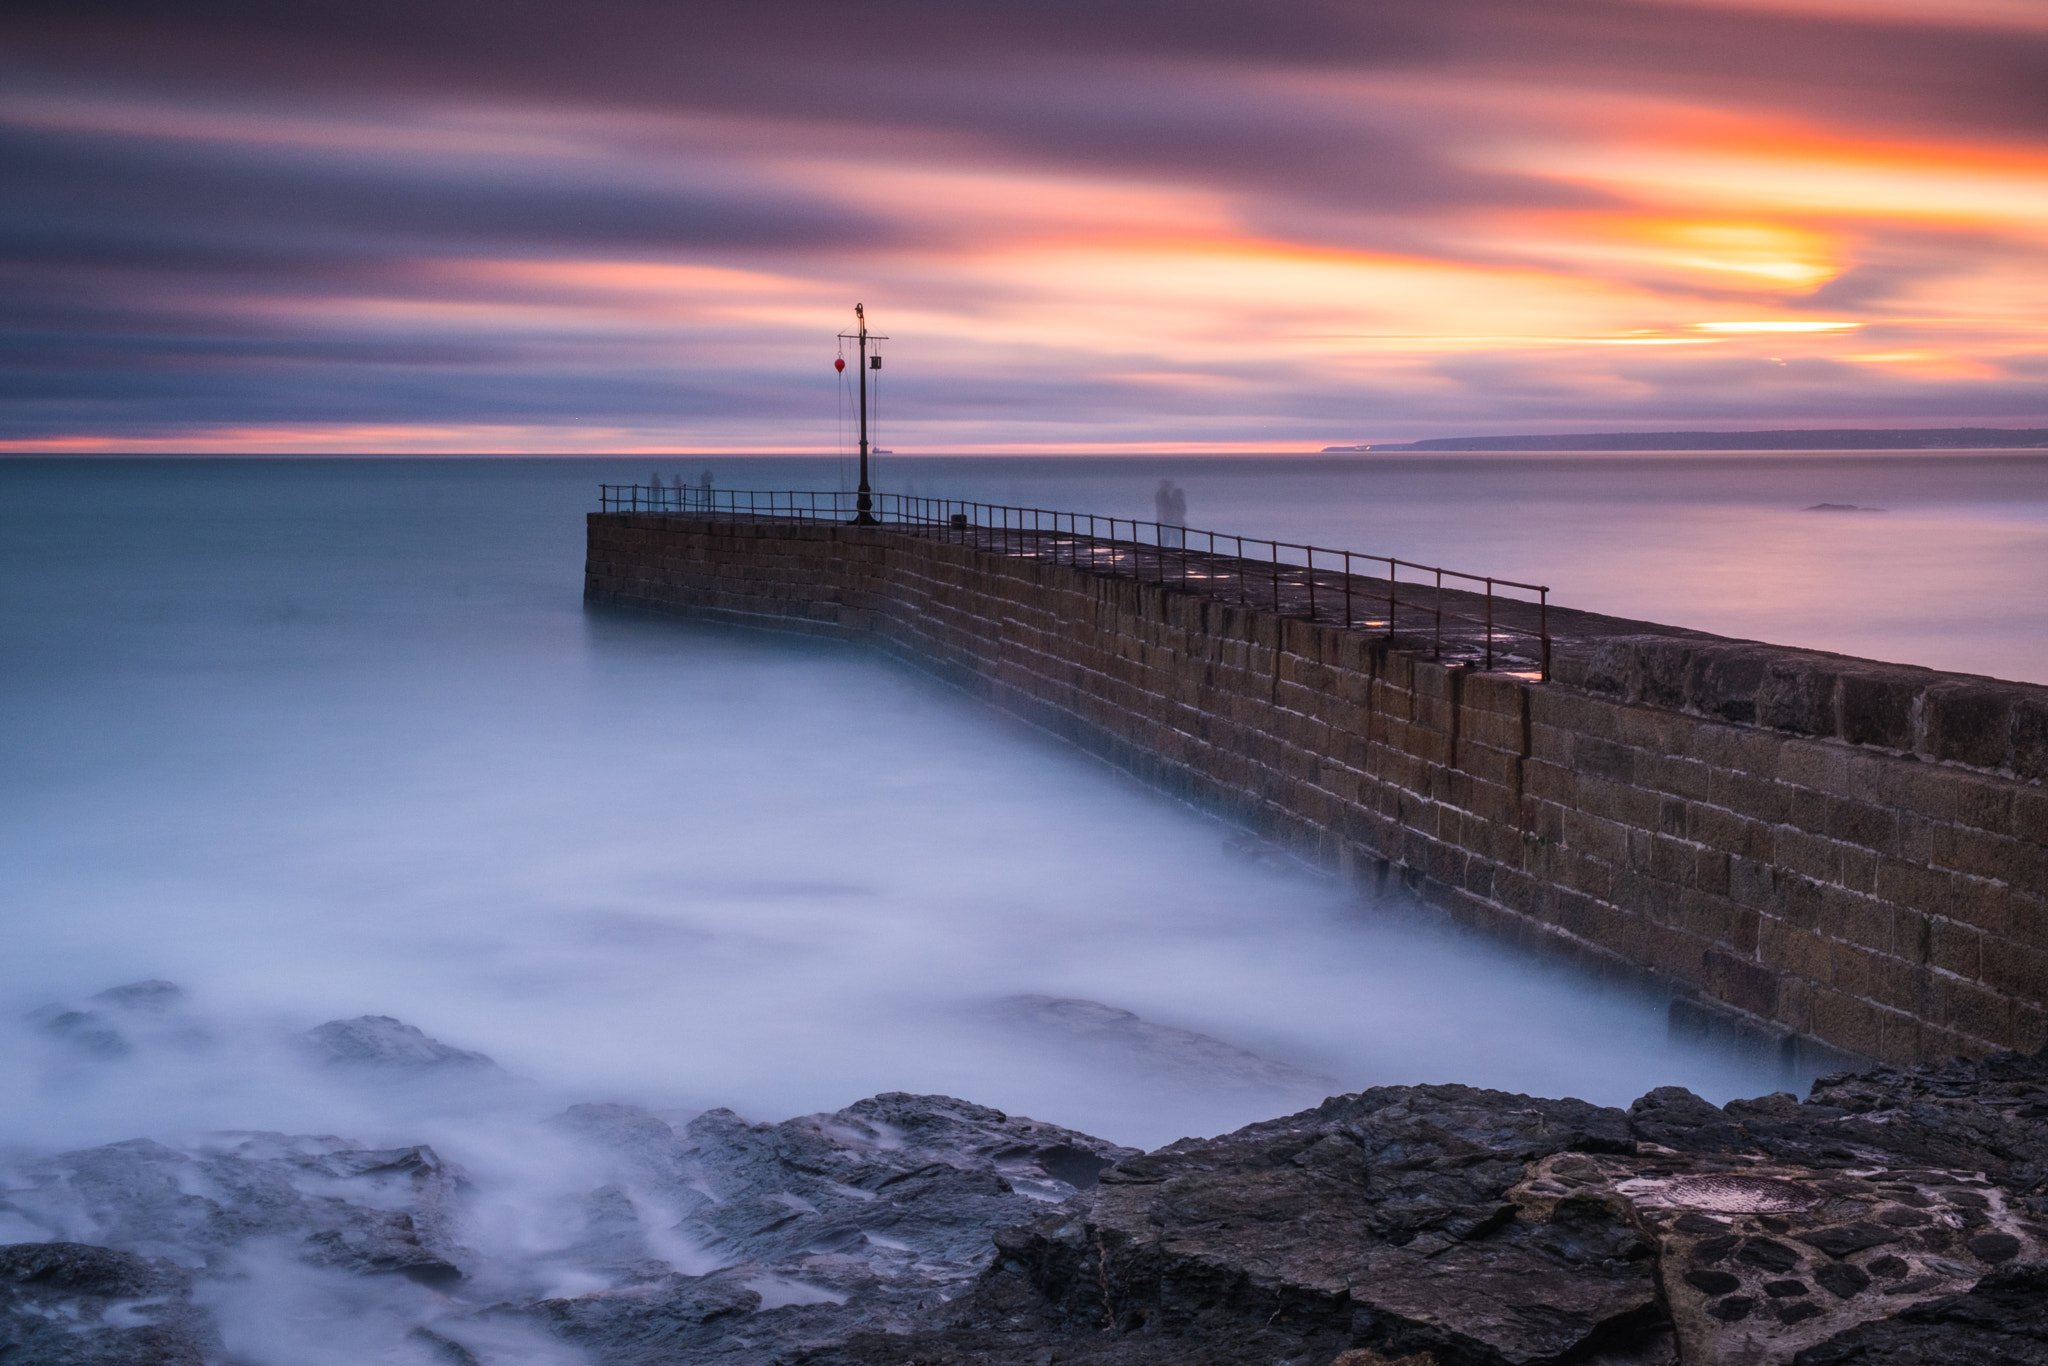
[598,485,1552,678]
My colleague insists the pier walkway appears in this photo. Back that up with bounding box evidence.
[599,485,1566,677]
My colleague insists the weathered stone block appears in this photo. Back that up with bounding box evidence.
[1870,946,1933,1018]
[1922,682,2015,770]
[1929,918,1983,981]
[1694,848,1732,897]
[2013,694,2048,783]
[1647,832,1697,886]
[1690,719,1781,777]
[1945,878,2012,938]
[1837,668,1923,749]
[1875,1010,1927,1065]
[1837,844,1880,896]
[1522,758,1578,808]
[1757,659,1839,736]
[2012,787,2048,846]
[1635,752,1710,802]
[1936,975,2015,1047]
[1811,988,1883,1056]
[1758,915,1831,983]
[1572,733,1638,786]
[1825,797,1899,854]
[1773,827,1841,884]
[1705,949,1780,1017]
[1820,888,1894,959]
[1706,767,1791,825]
[1459,707,1524,754]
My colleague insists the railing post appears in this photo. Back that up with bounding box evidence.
[1306,547,1316,621]
[1387,561,1396,639]
[1485,578,1495,671]
[1434,569,1443,660]
[1540,591,1550,681]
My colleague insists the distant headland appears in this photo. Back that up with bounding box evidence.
[1324,426,2048,452]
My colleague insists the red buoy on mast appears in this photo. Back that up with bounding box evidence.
[834,357,845,372]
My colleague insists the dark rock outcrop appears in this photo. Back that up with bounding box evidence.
[798,1049,2048,1366]
[508,1092,1141,1363]
[987,994,1337,1103]
[0,1241,216,1365]
[1792,1263,2048,1365]
[978,1084,1655,1364]
[0,1131,467,1282]
[8,1031,2048,1365]
[25,978,197,1060]
[303,1014,504,1074]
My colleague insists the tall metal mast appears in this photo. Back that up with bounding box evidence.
[838,303,887,526]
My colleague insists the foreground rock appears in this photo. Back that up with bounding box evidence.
[508,1091,1140,1364]
[0,1082,1134,1366]
[7,1014,2048,1365]
[26,978,199,1059]
[303,1013,505,1075]
[800,1049,2048,1366]
[987,994,1338,1103]
[0,1241,216,1365]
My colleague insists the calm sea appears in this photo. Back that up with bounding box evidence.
[1,453,2042,1157]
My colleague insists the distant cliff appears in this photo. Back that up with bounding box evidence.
[1343,428,2048,452]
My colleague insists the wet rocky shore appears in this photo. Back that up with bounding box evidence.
[7,995,2048,1365]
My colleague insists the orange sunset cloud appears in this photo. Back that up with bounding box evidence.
[2,0,2044,451]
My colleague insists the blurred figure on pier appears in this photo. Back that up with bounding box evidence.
[1156,478,1187,547]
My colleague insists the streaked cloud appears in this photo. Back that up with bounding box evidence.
[2,0,2045,451]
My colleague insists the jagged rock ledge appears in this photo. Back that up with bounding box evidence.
[7,1028,2048,1364]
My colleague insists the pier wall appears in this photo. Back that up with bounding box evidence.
[586,514,2048,1066]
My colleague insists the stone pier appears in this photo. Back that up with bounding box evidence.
[586,512,2048,1067]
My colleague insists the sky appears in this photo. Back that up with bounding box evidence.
[5,0,2048,454]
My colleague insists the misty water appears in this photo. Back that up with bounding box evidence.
[3,454,2044,1360]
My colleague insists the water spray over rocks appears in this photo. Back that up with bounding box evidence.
[5,984,2048,1365]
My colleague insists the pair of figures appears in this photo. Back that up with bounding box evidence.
[652,471,714,509]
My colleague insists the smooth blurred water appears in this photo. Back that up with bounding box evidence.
[3,453,2041,1164]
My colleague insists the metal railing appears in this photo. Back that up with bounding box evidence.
[598,485,1551,678]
